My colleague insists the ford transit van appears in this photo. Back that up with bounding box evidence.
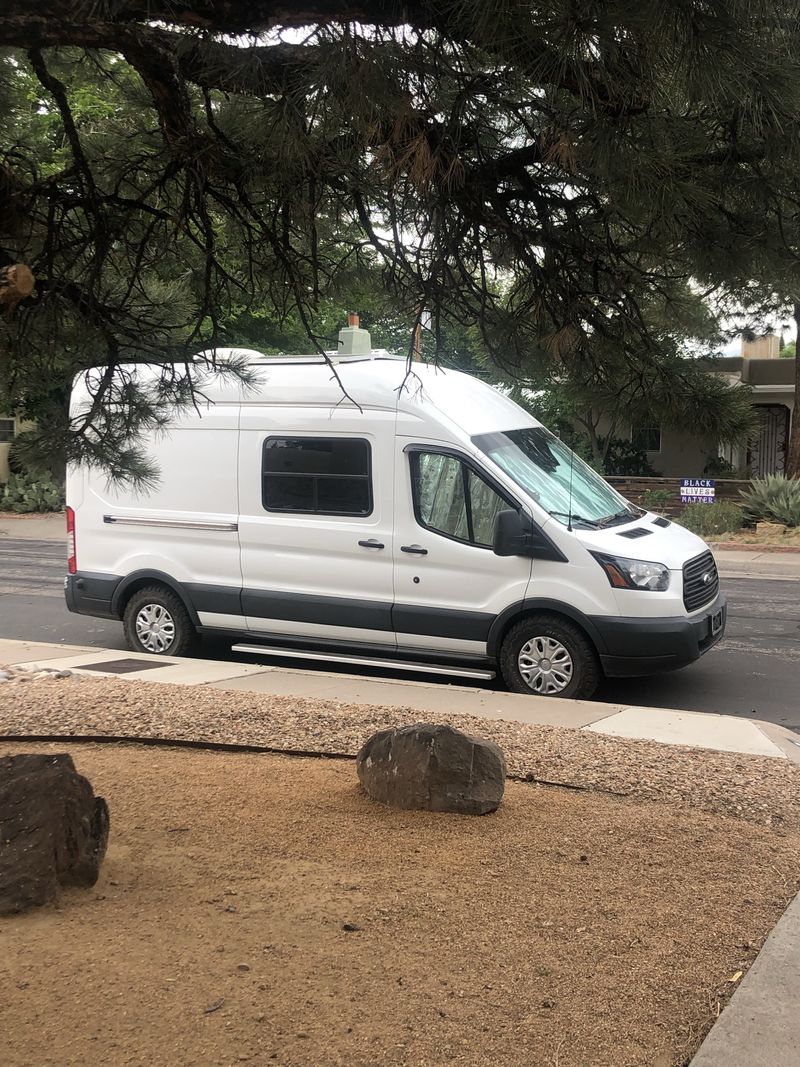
[65,322,726,700]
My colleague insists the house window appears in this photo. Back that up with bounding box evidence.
[631,425,662,453]
[262,437,372,516]
[410,450,510,548]
[0,418,15,443]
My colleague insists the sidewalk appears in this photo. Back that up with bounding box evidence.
[1,512,799,578]
[1,637,796,763]
[713,547,800,580]
[0,512,64,540]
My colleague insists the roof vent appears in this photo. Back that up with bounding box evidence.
[337,312,372,356]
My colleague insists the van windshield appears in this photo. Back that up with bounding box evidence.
[472,427,633,527]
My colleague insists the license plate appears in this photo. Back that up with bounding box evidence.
[710,610,723,636]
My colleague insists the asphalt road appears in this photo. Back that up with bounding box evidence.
[1,536,799,729]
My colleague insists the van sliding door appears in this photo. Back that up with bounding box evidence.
[238,408,397,648]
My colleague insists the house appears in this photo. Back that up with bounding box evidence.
[629,336,795,478]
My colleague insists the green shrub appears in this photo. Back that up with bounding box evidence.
[678,501,745,537]
[640,488,674,512]
[703,455,737,477]
[598,437,659,476]
[740,476,800,528]
[0,472,65,513]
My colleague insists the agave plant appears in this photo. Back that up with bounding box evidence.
[740,476,800,528]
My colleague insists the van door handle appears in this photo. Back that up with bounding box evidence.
[401,544,428,555]
[358,538,385,550]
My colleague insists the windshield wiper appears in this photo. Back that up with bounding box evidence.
[596,507,640,529]
[548,510,600,529]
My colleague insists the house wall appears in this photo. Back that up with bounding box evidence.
[590,356,796,477]
[643,428,718,478]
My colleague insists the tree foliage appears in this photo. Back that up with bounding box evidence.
[482,286,758,469]
[1,2,800,478]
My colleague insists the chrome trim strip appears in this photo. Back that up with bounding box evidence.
[231,644,496,680]
[103,515,238,532]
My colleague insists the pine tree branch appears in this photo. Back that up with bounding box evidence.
[26,48,98,201]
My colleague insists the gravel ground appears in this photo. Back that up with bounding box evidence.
[0,673,798,827]
[2,741,799,1067]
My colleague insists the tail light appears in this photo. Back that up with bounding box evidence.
[66,506,77,574]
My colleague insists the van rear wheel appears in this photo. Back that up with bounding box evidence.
[499,615,600,700]
[123,586,197,657]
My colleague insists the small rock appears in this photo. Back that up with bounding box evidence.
[342,922,362,932]
[356,723,506,815]
[54,670,72,679]
[756,521,786,536]
[237,963,251,972]
[203,998,225,1014]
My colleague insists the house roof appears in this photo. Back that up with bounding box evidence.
[700,355,795,385]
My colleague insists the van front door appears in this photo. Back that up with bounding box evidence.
[238,412,396,647]
[392,444,533,657]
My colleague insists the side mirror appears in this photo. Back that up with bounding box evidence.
[493,509,530,556]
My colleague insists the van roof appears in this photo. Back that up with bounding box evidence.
[195,347,403,365]
[71,351,540,438]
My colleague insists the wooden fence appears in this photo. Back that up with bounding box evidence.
[605,477,749,517]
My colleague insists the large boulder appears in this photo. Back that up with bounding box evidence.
[356,723,506,815]
[0,753,109,915]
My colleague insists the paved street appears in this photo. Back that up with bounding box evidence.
[1,536,798,729]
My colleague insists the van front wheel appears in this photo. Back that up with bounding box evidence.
[123,586,197,657]
[499,615,600,700]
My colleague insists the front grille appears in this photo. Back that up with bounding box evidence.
[683,551,719,611]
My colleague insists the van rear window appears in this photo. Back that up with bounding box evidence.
[261,437,372,516]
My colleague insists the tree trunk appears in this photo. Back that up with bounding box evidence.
[585,415,602,466]
[787,302,800,479]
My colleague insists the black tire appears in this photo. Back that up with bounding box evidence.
[499,614,600,700]
[122,585,198,657]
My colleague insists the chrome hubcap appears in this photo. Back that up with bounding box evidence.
[134,604,176,653]
[518,636,574,695]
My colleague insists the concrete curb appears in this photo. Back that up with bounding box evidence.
[1,638,796,764]
[690,890,800,1067]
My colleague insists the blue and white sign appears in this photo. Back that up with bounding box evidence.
[681,478,715,504]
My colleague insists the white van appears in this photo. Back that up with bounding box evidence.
[65,321,726,700]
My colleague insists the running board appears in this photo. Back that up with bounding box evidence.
[231,644,496,681]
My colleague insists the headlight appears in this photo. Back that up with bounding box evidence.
[591,552,671,592]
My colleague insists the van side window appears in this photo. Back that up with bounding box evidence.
[262,437,372,516]
[411,451,509,547]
